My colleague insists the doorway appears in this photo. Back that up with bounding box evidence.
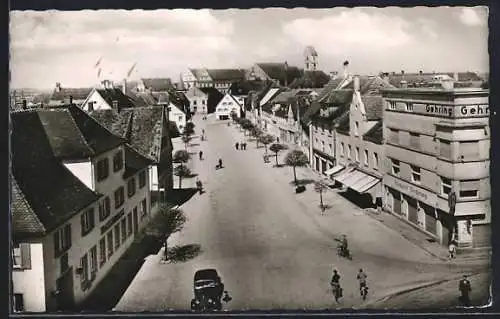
[56,268,75,310]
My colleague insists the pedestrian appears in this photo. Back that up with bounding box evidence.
[459,275,472,306]
[243,142,247,150]
[277,137,280,143]
[199,150,203,161]
[357,269,368,295]
[240,141,244,150]
[235,142,239,150]
[330,269,342,302]
[449,239,457,259]
[196,179,203,194]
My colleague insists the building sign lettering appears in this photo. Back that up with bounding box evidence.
[425,104,453,117]
[423,104,489,118]
[460,105,489,116]
[394,179,429,201]
[101,209,125,235]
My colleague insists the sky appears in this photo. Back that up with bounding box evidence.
[10,6,489,90]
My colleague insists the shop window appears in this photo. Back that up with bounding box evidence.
[411,165,421,183]
[99,197,111,221]
[441,176,452,195]
[459,180,479,198]
[99,237,106,267]
[364,150,369,166]
[391,159,400,175]
[439,139,451,158]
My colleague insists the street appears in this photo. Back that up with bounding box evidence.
[115,114,490,311]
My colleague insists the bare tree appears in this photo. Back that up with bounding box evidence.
[181,134,192,150]
[284,149,309,185]
[145,204,187,261]
[173,149,190,164]
[258,134,275,154]
[174,164,191,188]
[269,143,288,166]
[251,127,263,147]
[314,181,328,214]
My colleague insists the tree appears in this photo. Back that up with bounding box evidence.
[314,181,328,214]
[184,122,195,136]
[230,111,238,122]
[145,204,187,261]
[284,149,309,185]
[269,143,288,166]
[174,164,191,188]
[181,134,192,150]
[258,134,275,154]
[173,150,190,164]
[250,127,263,147]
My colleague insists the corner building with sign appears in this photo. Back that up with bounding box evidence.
[381,88,490,248]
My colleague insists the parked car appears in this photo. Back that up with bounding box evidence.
[190,269,224,311]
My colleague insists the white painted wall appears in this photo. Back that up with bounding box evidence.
[149,165,159,191]
[215,94,242,119]
[81,90,112,112]
[64,161,94,191]
[169,103,186,131]
[12,242,46,312]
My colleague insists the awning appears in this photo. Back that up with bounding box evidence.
[324,165,345,177]
[335,168,381,194]
[334,167,358,184]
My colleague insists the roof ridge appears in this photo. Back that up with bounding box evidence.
[64,107,96,156]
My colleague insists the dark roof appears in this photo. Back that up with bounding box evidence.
[289,71,330,89]
[199,87,225,113]
[360,95,384,121]
[206,69,246,81]
[123,144,154,179]
[302,89,353,125]
[141,78,174,92]
[152,92,170,104]
[50,87,93,102]
[363,120,383,144]
[316,77,344,101]
[335,111,350,134]
[90,106,167,162]
[96,88,137,109]
[127,91,157,107]
[256,63,302,85]
[229,80,269,96]
[11,111,101,238]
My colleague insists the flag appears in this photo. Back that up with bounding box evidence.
[97,68,102,78]
[126,62,137,78]
[94,57,102,68]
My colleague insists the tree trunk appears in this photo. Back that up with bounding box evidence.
[264,145,268,155]
[178,176,182,188]
[163,238,168,260]
[320,191,324,208]
[293,166,297,185]
[275,153,279,166]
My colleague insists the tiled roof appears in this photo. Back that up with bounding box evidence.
[96,88,137,109]
[270,90,296,104]
[335,110,350,134]
[199,88,224,113]
[11,111,101,238]
[363,120,383,144]
[123,144,154,179]
[141,78,174,92]
[127,91,157,107]
[152,92,170,104]
[289,71,330,89]
[206,69,246,81]
[316,77,344,102]
[302,89,353,125]
[361,95,385,121]
[90,106,167,162]
[229,80,269,96]
[50,87,93,102]
[256,63,302,85]
[385,72,482,87]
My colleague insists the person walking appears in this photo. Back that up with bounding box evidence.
[195,178,203,194]
[235,142,239,150]
[459,275,472,306]
[330,269,342,302]
[357,269,368,297]
[242,142,247,150]
[199,150,203,161]
[449,238,457,259]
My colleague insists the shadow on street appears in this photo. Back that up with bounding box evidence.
[166,244,203,263]
[289,178,316,186]
[164,188,198,206]
[186,173,199,178]
[339,189,375,209]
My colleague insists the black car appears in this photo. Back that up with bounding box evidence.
[190,269,224,311]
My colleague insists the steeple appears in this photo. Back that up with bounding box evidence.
[304,46,318,71]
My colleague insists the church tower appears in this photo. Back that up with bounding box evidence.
[304,46,318,71]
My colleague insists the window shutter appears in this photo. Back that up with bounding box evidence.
[81,214,85,235]
[65,224,72,247]
[20,244,31,269]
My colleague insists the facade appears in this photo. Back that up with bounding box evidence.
[168,102,187,131]
[185,87,208,114]
[182,68,246,93]
[11,106,153,312]
[215,93,243,120]
[48,83,93,107]
[381,87,490,248]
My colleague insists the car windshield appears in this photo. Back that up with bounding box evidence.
[194,280,215,288]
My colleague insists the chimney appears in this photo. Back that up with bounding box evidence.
[88,101,94,112]
[401,70,405,76]
[354,75,360,92]
[400,80,408,88]
[55,82,61,92]
[419,70,423,75]
[69,95,73,105]
[122,78,127,95]
[112,100,119,111]
[343,60,349,78]
[22,99,27,110]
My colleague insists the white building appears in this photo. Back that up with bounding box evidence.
[215,93,243,120]
[184,87,208,114]
[11,105,153,312]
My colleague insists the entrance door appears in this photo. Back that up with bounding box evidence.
[56,268,75,310]
[422,203,437,235]
[133,207,139,235]
[407,197,418,224]
[392,190,402,215]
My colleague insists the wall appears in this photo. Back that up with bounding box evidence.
[12,242,46,312]
[81,90,111,112]
[64,161,94,191]
[216,94,241,118]
[168,103,186,131]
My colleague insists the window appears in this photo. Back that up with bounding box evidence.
[321,141,325,152]
[114,224,121,250]
[439,139,451,158]
[141,198,148,218]
[391,159,400,175]
[80,253,89,285]
[60,252,69,273]
[81,207,95,236]
[13,294,24,312]
[363,150,369,166]
[409,132,420,149]
[328,143,333,153]
[388,128,399,144]
[121,218,127,243]
[202,100,205,105]
[355,147,360,162]
[459,180,479,198]
[127,213,133,236]
[139,170,147,188]
[441,176,452,195]
[315,138,318,144]
[340,143,345,156]
[347,145,352,159]
[99,237,106,267]
[193,100,197,105]
[114,187,125,209]
[388,101,396,110]
[459,141,479,160]
[107,231,114,258]
[89,246,97,278]
[113,150,123,172]
[127,178,136,198]
[373,152,379,169]
[53,224,72,257]
[12,243,30,269]
[411,165,421,183]
[12,243,21,268]
[354,122,359,136]
[178,116,183,122]
[99,197,111,222]
[96,158,109,181]
[406,103,414,111]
